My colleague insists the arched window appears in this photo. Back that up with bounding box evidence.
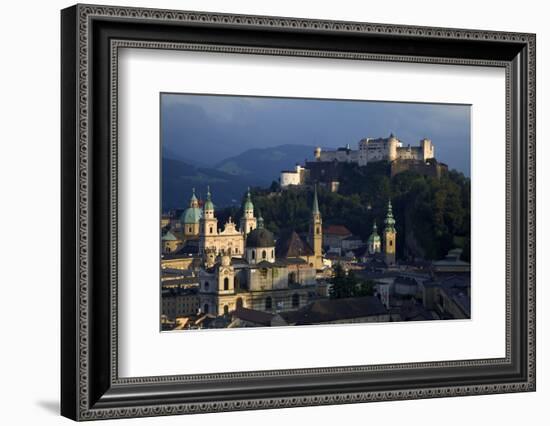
[188,226,192,233]
[224,277,229,291]
[262,250,267,259]
[203,304,209,314]
[209,226,213,234]
[271,249,274,259]
[316,226,320,235]
[389,240,393,247]
[223,305,229,315]
[204,281,210,291]
[236,298,243,309]
[166,247,171,253]
[251,250,255,260]
[265,297,272,310]
[292,293,300,308]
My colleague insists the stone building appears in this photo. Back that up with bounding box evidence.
[198,187,245,258]
[197,188,324,318]
[315,134,435,166]
[161,230,182,254]
[280,164,308,188]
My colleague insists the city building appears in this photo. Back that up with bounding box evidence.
[196,188,324,319]
[315,134,435,166]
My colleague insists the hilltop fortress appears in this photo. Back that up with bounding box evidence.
[315,134,434,165]
[280,134,447,191]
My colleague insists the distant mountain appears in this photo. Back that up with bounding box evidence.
[163,145,317,211]
[162,157,257,211]
[215,144,315,185]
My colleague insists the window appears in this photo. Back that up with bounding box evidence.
[166,247,171,253]
[224,277,229,291]
[209,226,213,234]
[204,281,209,291]
[236,298,243,309]
[292,293,300,308]
[262,250,267,259]
[289,272,296,284]
[251,250,255,260]
[235,247,238,254]
[316,226,320,235]
[265,297,272,310]
[203,304,209,314]
[188,226,192,233]
[390,240,393,246]
[271,249,274,258]
[223,305,229,315]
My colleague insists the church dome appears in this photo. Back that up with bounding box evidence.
[246,227,275,248]
[367,222,381,244]
[181,206,202,224]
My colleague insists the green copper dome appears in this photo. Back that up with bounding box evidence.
[367,222,381,244]
[181,206,202,224]
[204,186,214,211]
[180,188,202,224]
[244,187,254,211]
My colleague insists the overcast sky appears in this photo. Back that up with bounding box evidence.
[161,93,471,175]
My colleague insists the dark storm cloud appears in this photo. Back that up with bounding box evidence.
[161,93,470,175]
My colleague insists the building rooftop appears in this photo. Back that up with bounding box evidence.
[231,307,276,326]
[281,296,387,325]
[162,241,199,259]
[275,230,314,258]
[324,225,352,237]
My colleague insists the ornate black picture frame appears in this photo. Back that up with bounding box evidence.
[61,4,536,421]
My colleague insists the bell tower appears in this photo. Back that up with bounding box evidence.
[383,200,397,266]
[240,187,257,236]
[309,185,323,270]
[199,186,218,256]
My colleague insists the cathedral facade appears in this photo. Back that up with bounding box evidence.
[196,187,324,317]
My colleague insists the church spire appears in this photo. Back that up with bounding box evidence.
[384,199,395,231]
[190,187,198,207]
[312,185,320,216]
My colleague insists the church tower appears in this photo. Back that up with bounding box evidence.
[309,185,323,270]
[199,186,218,256]
[240,187,257,237]
[383,200,397,266]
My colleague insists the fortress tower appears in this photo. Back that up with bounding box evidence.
[383,200,397,266]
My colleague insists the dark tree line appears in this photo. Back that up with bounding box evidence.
[218,162,470,262]
[328,264,375,299]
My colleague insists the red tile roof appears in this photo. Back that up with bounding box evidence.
[324,225,352,236]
